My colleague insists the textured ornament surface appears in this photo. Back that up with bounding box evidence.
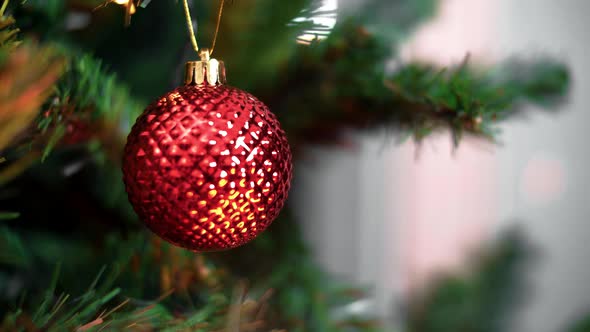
[123,84,292,251]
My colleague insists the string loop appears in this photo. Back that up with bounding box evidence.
[182,0,225,56]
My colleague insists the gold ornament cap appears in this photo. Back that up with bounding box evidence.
[184,48,227,86]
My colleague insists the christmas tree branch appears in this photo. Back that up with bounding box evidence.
[267,21,569,147]
[0,220,378,331]
[569,315,590,332]
[37,51,142,161]
[405,229,534,332]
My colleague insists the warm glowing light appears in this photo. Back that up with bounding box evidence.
[109,0,136,15]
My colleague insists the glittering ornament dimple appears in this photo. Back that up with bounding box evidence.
[123,84,292,251]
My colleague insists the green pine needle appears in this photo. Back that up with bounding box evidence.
[0,211,19,220]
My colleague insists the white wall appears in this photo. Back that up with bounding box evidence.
[494,1,590,331]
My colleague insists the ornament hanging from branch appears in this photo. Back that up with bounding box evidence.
[122,0,293,252]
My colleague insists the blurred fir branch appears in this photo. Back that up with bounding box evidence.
[0,8,66,188]
[0,226,31,267]
[0,12,20,55]
[0,12,65,153]
[270,21,570,147]
[569,316,590,332]
[49,52,138,120]
[0,44,140,178]
[10,0,570,152]
[405,229,533,332]
[38,51,142,161]
[0,211,19,219]
[0,211,20,220]
[353,0,437,46]
[212,0,326,91]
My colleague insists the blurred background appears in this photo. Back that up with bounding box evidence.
[0,0,588,330]
[296,0,590,331]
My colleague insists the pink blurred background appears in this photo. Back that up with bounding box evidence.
[293,0,590,331]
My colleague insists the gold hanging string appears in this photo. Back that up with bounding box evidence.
[182,0,199,53]
[1,0,10,17]
[210,0,225,55]
[182,0,225,55]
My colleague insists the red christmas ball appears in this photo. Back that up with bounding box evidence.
[122,83,292,251]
